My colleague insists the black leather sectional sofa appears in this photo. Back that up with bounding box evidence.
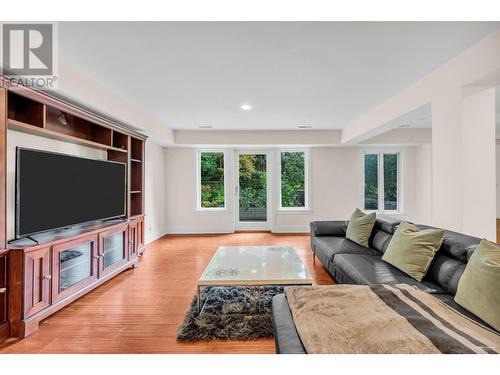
[272,217,493,354]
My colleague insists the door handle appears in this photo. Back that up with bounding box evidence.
[44,275,52,280]
[93,255,100,259]
[0,287,6,294]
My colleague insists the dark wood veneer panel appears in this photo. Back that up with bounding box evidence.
[7,92,44,128]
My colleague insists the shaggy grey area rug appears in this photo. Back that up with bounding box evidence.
[176,286,284,341]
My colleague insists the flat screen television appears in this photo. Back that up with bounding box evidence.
[16,148,126,238]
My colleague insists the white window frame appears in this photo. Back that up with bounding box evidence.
[362,150,402,214]
[196,149,228,212]
[277,149,311,211]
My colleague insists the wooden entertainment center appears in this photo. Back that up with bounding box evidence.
[0,76,147,342]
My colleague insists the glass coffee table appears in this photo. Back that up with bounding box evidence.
[197,245,312,313]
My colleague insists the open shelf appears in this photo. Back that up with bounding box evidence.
[8,120,127,153]
[130,193,143,217]
[130,137,143,161]
[45,106,113,147]
[112,131,129,151]
[8,92,45,128]
[6,84,146,221]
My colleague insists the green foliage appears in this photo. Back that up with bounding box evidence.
[364,153,398,211]
[200,152,225,208]
[239,154,267,210]
[383,154,398,210]
[281,152,305,208]
[364,154,378,210]
[200,151,309,212]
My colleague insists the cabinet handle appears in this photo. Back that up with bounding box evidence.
[44,275,52,280]
[0,287,6,294]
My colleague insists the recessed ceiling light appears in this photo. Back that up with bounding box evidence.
[198,125,213,129]
[298,125,312,129]
[399,124,411,128]
[240,104,252,111]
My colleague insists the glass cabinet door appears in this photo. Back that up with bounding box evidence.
[59,243,92,291]
[99,224,128,277]
[52,235,98,303]
[103,231,126,268]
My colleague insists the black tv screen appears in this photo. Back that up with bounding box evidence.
[16,148,126,238]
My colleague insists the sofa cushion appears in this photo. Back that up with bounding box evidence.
[314,237,380,266]
[382,221,444,281]
[272,294,306,354]
[346,208,376,247]
[454,239,500,331]
[332,254,444,294]
[434,293,497,332]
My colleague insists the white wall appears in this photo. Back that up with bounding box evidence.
[165,148,234,233]
[6,130,106,240]
[164,146,431,233]
[413,144,433,224]
[144,139,168,244]
[461,87,496,239]
[496,145,500,218]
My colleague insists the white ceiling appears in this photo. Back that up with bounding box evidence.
[59,22,500,131]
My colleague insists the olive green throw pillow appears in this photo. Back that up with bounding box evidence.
[382,221,444,281]
[454,239,500,331]
[345,208,376,247]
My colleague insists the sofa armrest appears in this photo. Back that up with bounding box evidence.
[310,221,348,254]
[310,220,348,237]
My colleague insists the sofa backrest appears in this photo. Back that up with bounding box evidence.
[369,218,482,295]
[418,225,481,295]
[369,217,400,254]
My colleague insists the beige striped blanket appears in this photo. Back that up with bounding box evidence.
[285,284,500,354]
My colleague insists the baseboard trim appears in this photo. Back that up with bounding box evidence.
[145,227,169,245]
[165,226,234,235]
[272,226,310,233]
[163,226,310,235]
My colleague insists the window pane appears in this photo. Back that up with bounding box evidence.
[239,154,267,221]
[281,152,306,208]
[200,152,225,208]
[364,154,378,210]
[383,154,399,211]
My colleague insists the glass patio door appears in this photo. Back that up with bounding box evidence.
[235,151,271,230]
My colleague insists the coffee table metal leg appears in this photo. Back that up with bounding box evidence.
[197,285,200,314]
[243,286,247,311]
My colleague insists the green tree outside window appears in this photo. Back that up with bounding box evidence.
[200,152,225,208]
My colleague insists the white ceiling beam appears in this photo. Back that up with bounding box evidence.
[341,29,500,145]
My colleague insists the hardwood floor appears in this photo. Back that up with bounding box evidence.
[0,232,334,354]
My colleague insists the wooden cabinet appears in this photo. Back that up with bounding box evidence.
[0,254,7,324]
[137,219,145,255]
[0,253,7,343]
[99,224,129,277]
[129,221,139,261]
[24,247,51,318]
[8,221,139,339]
[52,235,98,303]
[129,217,145,259]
